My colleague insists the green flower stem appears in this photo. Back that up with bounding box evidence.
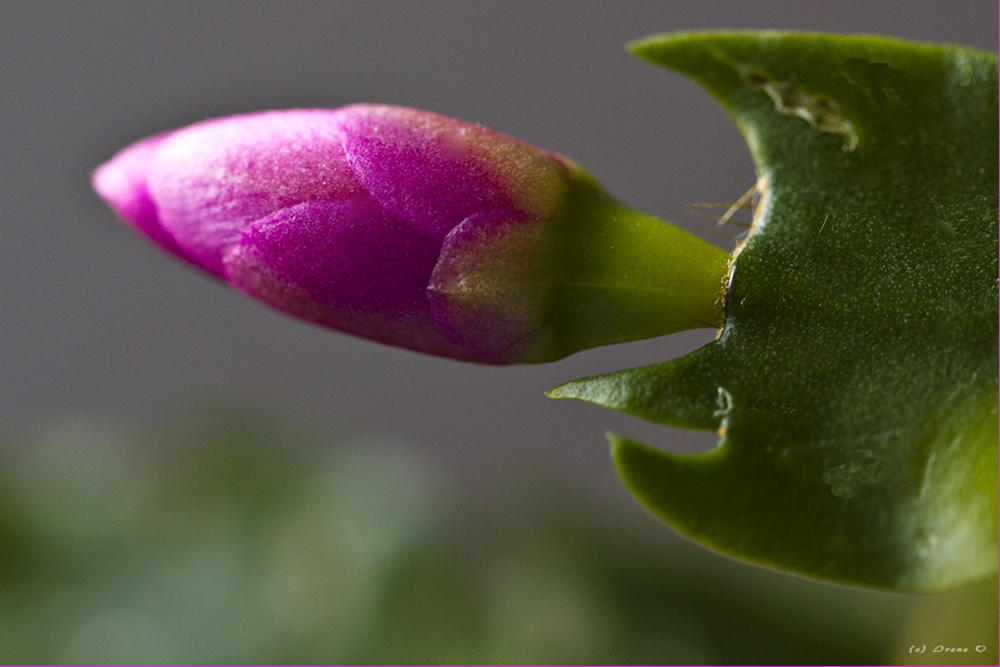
[545,175,731,359]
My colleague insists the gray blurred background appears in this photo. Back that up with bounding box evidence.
[0,1,995,519]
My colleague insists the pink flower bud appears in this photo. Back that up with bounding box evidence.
[94,106,574,362]
[93,105,727,363]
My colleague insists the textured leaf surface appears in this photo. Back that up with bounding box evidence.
[550,32,998,591]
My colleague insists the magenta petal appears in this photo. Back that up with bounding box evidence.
[146,109,364,277]
[91,132,203,269]
[224,198,475,360]
[337,105,517,239]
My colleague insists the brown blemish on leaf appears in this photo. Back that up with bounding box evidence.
[748,72,858,150]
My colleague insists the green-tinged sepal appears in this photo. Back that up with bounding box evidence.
[553,31,998,592]
[436,163,731,364]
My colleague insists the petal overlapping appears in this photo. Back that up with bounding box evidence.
[92,105,576,363]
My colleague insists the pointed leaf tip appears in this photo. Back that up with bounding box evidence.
[550,340,728,432]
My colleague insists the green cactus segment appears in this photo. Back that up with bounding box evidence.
[552,32,998,592]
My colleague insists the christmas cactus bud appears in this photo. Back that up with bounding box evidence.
[93,105,728,363]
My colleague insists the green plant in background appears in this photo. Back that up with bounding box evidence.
[2,410,992,665]
[92,31,997,595]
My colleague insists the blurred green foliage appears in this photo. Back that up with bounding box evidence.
[0,407,994,664]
